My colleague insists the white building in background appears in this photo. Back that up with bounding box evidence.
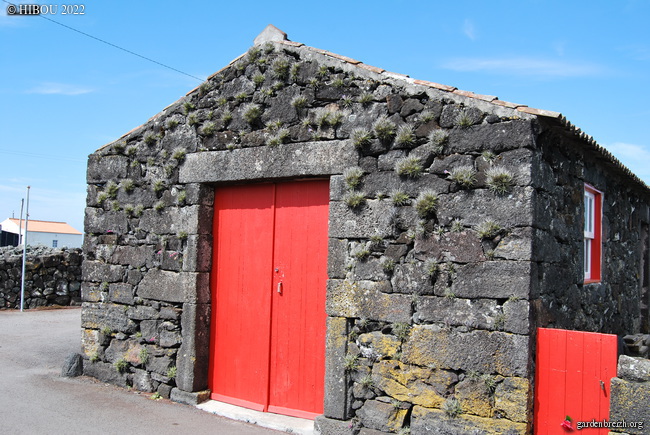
[0,218,83,248]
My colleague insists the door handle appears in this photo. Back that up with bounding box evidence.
[277,281,282,294]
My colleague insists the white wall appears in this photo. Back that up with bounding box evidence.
[26,232,82,249]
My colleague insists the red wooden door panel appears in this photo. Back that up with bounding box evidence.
[209,180,329,419]
[534,328,618,434]
[268,181,329,419]
[209,184,275,410]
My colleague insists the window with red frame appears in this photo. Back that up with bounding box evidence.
[584,184,602,283]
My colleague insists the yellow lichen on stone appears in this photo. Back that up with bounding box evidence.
[81,328,100,357]
[326,316,348,348]
[387,407,409,433]
[327,279,411,323]
[455,378,494,418]
[402,324,449,369]
[327,280,363,318]
[494,377,530,423]
[373,360,454,408]
[357,331,401,359]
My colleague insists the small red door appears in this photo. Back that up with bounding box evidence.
[534,328,618,434]
[209,180,329,419]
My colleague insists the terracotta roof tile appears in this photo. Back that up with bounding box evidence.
[492,100,524,109]
[307,47,331,56]
[516,106,562,119]
[413,79,456,92]
[326,52,362,65]
[453,89,497,102]
[357,63,385,74]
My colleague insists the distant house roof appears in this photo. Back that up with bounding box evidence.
[6,218,82,235]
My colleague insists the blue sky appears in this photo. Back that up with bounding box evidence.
[1,1,649,233]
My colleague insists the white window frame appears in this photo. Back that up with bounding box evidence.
[584,190,595,280]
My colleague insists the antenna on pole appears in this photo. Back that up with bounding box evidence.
[20,186,30,312]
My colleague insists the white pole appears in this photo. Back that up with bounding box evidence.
[18,199,24,245]
[20,186,30,312]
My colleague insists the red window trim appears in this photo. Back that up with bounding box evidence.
[584,183,603,283]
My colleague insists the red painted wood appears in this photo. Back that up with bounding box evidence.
[209,184,275,408]
[209,180,328,419]
[565,331,584,424]
[545,329,567,434]
[534,328,617,435]
[268,181,328,417]
[534,328,552,430]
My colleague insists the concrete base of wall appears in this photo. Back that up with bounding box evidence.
[197,400,314,435]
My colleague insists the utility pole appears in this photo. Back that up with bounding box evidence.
[20,186,30,312]
[18,199,24,245]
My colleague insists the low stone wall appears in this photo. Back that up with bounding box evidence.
[609,355,650,435]
[0,246,82,309]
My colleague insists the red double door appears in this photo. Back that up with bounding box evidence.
[535,328,618,434]
[209,180,329,419]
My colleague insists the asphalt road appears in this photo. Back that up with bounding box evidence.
[0,307,281,435]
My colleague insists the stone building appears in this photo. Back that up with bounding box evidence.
[81,26,650,434]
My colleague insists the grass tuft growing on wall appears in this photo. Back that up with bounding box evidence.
[373,116,396,141]
[485,166,514,194]
[448,165,477,188]
[415,190,439,218]
[395,157,423,178]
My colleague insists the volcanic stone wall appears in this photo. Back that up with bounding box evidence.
[609,355,650,435]
[532,124,650,336]
[0,246,82,309]
[82,40,581,434]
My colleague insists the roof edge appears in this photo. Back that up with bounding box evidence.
[95,27,649,193]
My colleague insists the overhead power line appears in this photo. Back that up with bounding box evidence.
[2,0,205,82]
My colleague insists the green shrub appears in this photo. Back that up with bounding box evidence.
[415,190,439,218]
[344,192,366,209]
[105,181,119,199]
[252,73,265,87]
[242,103,262,125]
[291,95,308,110]
[395,124,416,147]
[351,127,372,148]
[113,358,128,373]
[476,219,502,239]
[456,109,473,127]
[343,167,364,190]
[485,166,514,194]
[373,115,396,141]
[448,165,477,188]
[358,92,374,105]
[201,122,217,137]
[344,354,360,371]
[172,147,186,161]
[391,190,410,206]
[183,102,195,115]
[221,110,233,125]
[272,58,290,80]
[395,157,423,178]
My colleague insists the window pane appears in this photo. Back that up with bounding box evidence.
[584,192,594,235]
[584,238,591,278]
